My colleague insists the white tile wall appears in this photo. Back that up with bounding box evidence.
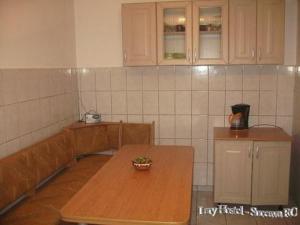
[159,91,175,114]
[209,66,226,91]
[0,68,79,159]
[192,91,208,115]
[259,91,277,116]
[192,66,208,90]
[78,65,296,187]
[175,91,191,114]
[226,66,243,91]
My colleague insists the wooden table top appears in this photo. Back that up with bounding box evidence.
[60,145,194,225]
[214,127,292,142]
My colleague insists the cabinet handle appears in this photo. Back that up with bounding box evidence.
[256,146,259,159]
[124,51,127,64]
[258,48,261,62]
[194,49,197,63]
[187,49,191,63]
[248,146,252,158]
[251,49,255,59]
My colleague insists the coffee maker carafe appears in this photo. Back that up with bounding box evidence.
[228,104,250,130]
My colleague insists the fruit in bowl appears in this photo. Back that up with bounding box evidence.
[132,156,152,171]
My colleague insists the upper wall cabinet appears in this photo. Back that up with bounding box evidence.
[122,3,157,66]
[122,0,285,66]
[193,0,229,65]
[229,0,256,64]
[229,0,284,64]
[257,0,285,64]
[157,1,192,65]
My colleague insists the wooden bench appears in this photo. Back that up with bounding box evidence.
[0,121,154,225]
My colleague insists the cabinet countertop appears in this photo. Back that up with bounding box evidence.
[214,127,292,142]
[65,121,120,130]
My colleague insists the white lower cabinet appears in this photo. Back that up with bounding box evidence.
[214,141,252,204]
[214,140,291,205]
[252,142,291,205]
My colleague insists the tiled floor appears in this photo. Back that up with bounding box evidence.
[191,191,300,225]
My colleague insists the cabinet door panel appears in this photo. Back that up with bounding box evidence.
[252,142,291,205]
[257,0,285,64]
[193,0,228,65]
[214,141,252,204]
[229,0,256,64]
[122,3,157,66]
[157,1,192,65]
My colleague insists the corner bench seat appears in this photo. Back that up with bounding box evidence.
[0,154,111,225]
[0,121,154,225]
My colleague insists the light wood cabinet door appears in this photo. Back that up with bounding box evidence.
[229,0,256,64]
[214,141,253,204]
[193,0,229,65]
[157,1,192,65]
[122,3,157,66]
[252,141,291,205]
[257,0,285,64]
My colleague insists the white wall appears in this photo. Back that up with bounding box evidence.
[0,0,76,68]
[74,0,298,67]
[0,0,79,158]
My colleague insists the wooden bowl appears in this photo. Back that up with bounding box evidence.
[132,162,152,170]
[132,157,152,171]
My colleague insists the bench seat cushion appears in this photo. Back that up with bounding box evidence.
[0,155,111,225]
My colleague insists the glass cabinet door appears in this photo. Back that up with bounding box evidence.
[193,0,228,64]
[157,2,192,65]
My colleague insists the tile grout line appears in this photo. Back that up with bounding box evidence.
[156,66,160,143]
[275,66,279,127]
[141,68,144,123]
[207,66,210,186]
[174,65,177,145]
[125,68,128,122]
[258,65,262,124]
[109,68,113,121]
[157,66,161,145]
[190,67,192,147]
[93,68,97,112]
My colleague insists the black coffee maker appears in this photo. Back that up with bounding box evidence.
[229,104,250,130]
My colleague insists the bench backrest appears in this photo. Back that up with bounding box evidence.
[0,131,73,210]
[68,122,154,156]
[119,122,155,148]
[69,123,120,156]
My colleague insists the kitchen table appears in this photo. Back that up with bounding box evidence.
[60,145,194,225]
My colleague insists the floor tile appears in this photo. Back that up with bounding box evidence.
[226,214,257,225]
[197,191,215,208]
[256,217,287,225]
[284,215,300,225]
[190,209,197,225]
[197,214,226,225]
[192,191,197,212]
